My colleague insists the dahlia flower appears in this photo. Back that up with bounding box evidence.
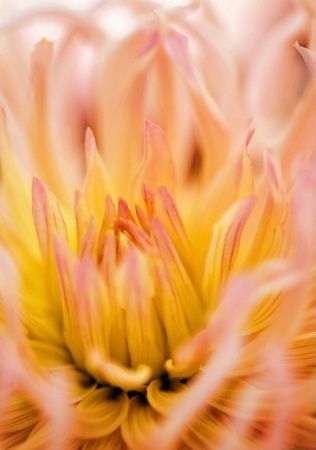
[0,0,314,449]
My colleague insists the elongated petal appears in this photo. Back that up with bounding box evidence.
[83,128,109,221]
[151,217,202,333]
[203,196,254,309]
[32,177,68,259]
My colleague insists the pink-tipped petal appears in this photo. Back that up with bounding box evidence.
[134,120,176,194]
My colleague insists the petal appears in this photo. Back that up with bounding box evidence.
[30,40,56,186]
[154,185,190,256]
[32,177,68,260]
[164,30,196,81]
[155,262,191,357]
[141,183,156,219]
[75,387,129,440]
[245,5,312,134]
[15,419,77,450]
[184,148,254,274]
[78,215,99,260]
[82,429,127,450]
[53,237,85,370]
[0,247,21,335]
[151,217,202,333]
[117,250,167,377]
[202,196,254,310]
[134,120,175,195]
[294,40,316,75]
[121,396,161,450]
[74,259,111,371]
[48,365,96,404]
[146,378,186,415]
[0,392,39,435]
[29,340,71,369]
[83,128,109,221]
[118,218,153,252]
[0,111,40,260]
[74,189,92,248]
[238,154,289,265]
[87,357,152,392]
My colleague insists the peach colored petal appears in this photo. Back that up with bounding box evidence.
[82,128,109,219]
[134,120,176,195]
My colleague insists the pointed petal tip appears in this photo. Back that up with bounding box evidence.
[144,120,166,148]
[32,175,45,191]
[84,127,97,159]
[144,118,160,132]
[245,128,255,148]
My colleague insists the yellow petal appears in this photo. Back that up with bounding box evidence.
[32,177,68,260]
[146,378,186,415]
[75,387,129,440]
[151,217,202,333]
[117,250,167,377]
[88,355,152,392]
[82,428,127,450]
[155,262,191,356]
[53,237,85,370]
[121,395,161,450]
[74,189,92,248]
[74,259,111,368]
[78,215,99,260]
[202,196,254,310]
[0,392,39,434]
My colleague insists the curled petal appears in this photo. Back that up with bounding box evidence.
[121,396,161,450]
[87,356,152,392]
[75,387,129,440]
[82,428,127,450]
[146,378,186,415]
